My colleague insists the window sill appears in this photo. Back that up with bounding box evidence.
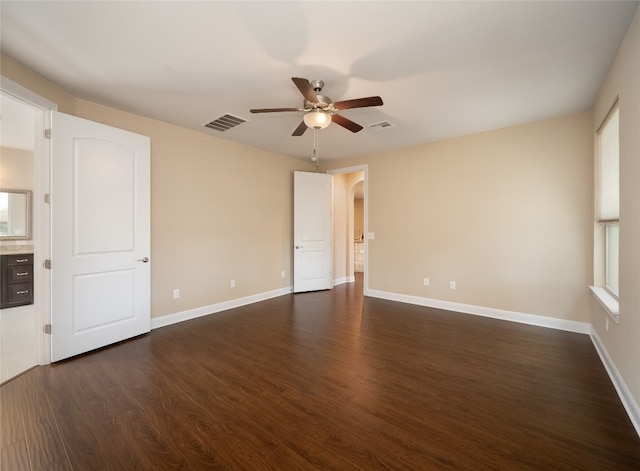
[590,286,619,323]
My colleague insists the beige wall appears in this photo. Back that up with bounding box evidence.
[0,147,33,189]
[1,53,314,319]
[1,54,76,113]
[324,111,594,324]
[591,10,640,409]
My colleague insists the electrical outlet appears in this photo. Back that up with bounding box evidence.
[230,279,236,288]
[173,288,180,299]
[281,271,286,278]
[449,281,456,290]
[423,277,430,287]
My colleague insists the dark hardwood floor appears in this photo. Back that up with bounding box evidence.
[2,274,640,470]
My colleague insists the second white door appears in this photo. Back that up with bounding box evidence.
[293,171,332,293]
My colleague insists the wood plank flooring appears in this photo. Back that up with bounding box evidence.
[2,275,639,470]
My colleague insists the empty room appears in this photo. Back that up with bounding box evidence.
[1,1,640,469]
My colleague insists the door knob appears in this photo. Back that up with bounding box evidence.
[138,257,149,263]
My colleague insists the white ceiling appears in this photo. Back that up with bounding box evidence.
[1,1,637,162]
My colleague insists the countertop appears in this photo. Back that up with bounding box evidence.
[0,245,34,255]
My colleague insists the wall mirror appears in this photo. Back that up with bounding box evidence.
[0,188,32,240]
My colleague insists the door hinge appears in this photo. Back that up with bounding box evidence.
[44,193,51,204]
[44,259,52,269]
[44,128,52,139]
[44,324,52,334]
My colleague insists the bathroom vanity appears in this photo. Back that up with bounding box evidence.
[1,252,34,308]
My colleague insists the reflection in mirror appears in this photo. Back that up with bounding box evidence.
[0,189,32,240]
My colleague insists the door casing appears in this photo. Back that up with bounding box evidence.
[1,76,57,365]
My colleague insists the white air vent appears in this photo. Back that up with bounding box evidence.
[368,120,395,131]
[204,114,247,132]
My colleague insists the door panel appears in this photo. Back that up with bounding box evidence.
[73,270,135,331]
[51,111,150,362]
[293,171,332,293]
[74,139,135,254]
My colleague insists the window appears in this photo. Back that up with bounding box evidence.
[592,103,619,319]
[605,223,619,296]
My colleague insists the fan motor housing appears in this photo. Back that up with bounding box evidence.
[305,95,332,109]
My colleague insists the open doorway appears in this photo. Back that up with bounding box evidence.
[329,165,368,294]
[0,91,38,382]
[1,77,55,382]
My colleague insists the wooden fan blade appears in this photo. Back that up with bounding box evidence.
[292,77,318,103]
[333,96,383,110]
[292,121,308,136]
[250,108,300,113]
[331,113,363,133]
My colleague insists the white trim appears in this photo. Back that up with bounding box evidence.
[1,76,57,367]
[590,326,640,437]
[151,286,293,330]
[33,107,52,366]
[589,285,620,322]
[327,165,367,176]
[333,276,355,286]
[1,76,57,110]
[367,289,591,334]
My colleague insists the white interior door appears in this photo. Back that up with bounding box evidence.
[51,111,150,362]
[293,171,332,293]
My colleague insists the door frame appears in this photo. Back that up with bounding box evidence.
[1,76,57,366]
[327,164,369,295]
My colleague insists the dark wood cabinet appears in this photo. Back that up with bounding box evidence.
[1,253,34,309]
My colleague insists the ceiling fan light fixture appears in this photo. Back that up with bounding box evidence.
[304,109,331,129]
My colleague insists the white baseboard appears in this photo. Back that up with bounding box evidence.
[151,286,293,330]
[590,327,640,437]
[333,276,355,286]
[366,289,591,334]
[155,285,590,334]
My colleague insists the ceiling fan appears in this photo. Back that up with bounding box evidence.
[250,77,383,136]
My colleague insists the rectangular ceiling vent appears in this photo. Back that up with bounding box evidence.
[368,120,396,131]
[204,114,247,132]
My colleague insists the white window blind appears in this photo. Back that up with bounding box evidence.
[597,106,619,222]
[596,103,620,300]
